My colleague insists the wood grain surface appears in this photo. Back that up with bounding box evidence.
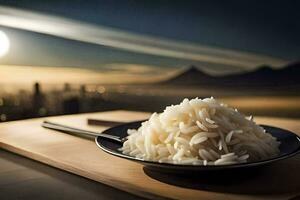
[0,110,300,200]
[0,149,147,200]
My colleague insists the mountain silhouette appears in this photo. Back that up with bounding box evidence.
[162,62,300,88]
[164,65,213,85]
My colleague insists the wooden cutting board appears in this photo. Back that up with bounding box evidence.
[0,110,300,200]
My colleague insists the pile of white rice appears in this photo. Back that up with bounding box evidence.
[120,97,280,165]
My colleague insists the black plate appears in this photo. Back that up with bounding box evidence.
[95,121,300,171]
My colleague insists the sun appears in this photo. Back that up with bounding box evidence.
[0,30,10,58]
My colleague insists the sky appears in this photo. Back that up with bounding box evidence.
[0,0,299,84]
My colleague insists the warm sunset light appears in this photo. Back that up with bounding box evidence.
[0,30,10,57]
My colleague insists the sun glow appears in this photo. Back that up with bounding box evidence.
[0,30,10,57]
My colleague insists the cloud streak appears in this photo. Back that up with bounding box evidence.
[0,6,289,69]
[0,64,170,85]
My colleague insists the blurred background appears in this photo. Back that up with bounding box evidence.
[0,0,299,122]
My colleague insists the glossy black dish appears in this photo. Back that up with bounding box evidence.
[95,121,300,171]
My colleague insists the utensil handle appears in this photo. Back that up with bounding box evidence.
[42,121,124,143]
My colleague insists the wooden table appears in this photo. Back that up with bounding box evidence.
[0,149,146,200]
[0,110,300,200]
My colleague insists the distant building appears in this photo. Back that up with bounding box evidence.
[80,84,86,98]
[64,83,71,92]
[32,82,46,116]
